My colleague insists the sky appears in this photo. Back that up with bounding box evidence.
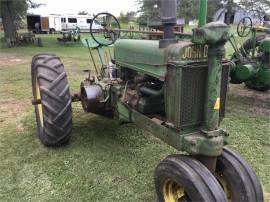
[28,0,139,16]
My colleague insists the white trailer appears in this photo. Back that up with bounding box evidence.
[48,15,62,33]
[27,14,62,33]
[27,14,103,33]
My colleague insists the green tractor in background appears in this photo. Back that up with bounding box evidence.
[229,16,270,91]
[57,26,81,44]
[31,0,264,201]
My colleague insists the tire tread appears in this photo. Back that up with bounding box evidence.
[31,53,72,146]
[155,155,227,202]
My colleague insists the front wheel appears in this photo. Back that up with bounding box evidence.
[215,147,264,202]
[31,54,73,146]
[154,155,227,202]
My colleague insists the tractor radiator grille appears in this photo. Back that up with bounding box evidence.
[165,61,230,130]
[180,65,207,128]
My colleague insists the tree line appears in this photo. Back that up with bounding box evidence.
[1,0,269,44]
[136,0,270,25]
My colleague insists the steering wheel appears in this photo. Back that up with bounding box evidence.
[90,12,121,46]
[248,9,262,25]
[237,17,253,37]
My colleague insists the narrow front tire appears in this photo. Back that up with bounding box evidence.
[154,155,227,202]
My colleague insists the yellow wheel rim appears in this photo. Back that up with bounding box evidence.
[35,79,44,127]
[163,178,185,202]
[215,173,232,201]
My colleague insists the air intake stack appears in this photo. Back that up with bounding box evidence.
[159,0,178,48]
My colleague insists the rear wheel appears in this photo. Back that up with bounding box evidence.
[31,54,73,146]
[215,147,264,202]
[154,155,227,202]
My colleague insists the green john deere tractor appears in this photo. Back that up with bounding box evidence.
[57,26,81,44]
[31,0,264,201]
[229,16,270,91]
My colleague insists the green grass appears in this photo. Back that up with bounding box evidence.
[0,27,269,201]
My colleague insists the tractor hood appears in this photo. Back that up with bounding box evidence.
[114,39,208,81]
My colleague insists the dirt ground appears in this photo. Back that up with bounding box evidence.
[228,84,270,116]
[0,53,31,130]
[0,52,30,67]
[0,98,29,128]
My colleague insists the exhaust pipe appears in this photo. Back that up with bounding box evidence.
[198,0,207,27]
[159,0,178,48]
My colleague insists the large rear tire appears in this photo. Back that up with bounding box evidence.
[31,54,72,146]
[154,155,227,202]
[215,147,264,202]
